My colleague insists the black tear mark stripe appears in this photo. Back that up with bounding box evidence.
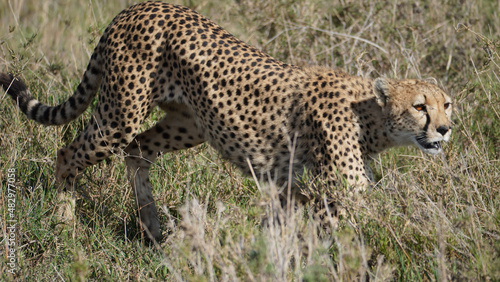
[423,112,431,133]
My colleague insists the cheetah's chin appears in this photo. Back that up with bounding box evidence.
[416,139,442,155]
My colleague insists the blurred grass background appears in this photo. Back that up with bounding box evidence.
[1,0,499,280]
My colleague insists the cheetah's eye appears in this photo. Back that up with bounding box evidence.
[413,104,426,112]
[444,102,451,110]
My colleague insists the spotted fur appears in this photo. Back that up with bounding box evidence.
[0,1,452,241]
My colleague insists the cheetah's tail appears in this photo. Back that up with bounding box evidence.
[0,54,102,126]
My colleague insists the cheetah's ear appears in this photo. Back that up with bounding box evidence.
[423,77,438,85]
[373,78,392,107]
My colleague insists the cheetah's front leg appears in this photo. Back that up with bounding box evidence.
[306,145,371,227]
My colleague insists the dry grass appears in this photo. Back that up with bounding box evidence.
[1,0,499,280]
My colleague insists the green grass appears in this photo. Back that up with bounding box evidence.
[1,0,499,280]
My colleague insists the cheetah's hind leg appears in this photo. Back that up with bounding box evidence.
[125,103,205,242]
[52,99,148,229]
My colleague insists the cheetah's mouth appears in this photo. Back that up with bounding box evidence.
[415,136,442,154]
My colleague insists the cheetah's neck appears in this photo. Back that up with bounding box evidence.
[350,79,398,157]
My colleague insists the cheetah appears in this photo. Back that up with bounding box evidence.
[0,1,452,241]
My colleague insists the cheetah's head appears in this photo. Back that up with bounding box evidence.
[374,78,453,155]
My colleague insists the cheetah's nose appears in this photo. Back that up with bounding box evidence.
[436,125,450,136]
